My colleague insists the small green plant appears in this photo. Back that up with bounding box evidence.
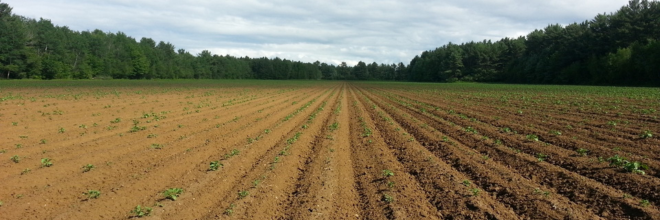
[576,148,588,156]
[10,155,20,163]
[382,169,394,178]
[264,129,271,134]
[224,203,236,216]
[640,130,653,139]
[151,144,163,149]
[469,188,480,196]
[82,164,95,172]
[21,168,31,175]
[607,155,648,175]
[329,122,339,131]
[536,153,548,162]
[464,126,478,134]
[110,118,121,123]
[147,133,158,138]
[607,155,627,167]
[462,180,471,187]
[526,134,539,142]
[163,188,184,201]
[84,190,101,199]
[130,205,152,217]
[549,130,562,136]
[58,127,66,133]
[238,190,249,199]
[208,161,222,171]
[40,139,47,144]
[41,158,53,167]
[382,194,395,203]
[623,161,648,175]
[363,127,372,137]
[640,200,651,207]
[12,122,18,126]
[15,144,22,149]
[387,181,396,188]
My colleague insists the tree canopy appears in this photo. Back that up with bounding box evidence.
[0,0,658,86]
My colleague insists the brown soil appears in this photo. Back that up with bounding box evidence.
[1,81,659,219]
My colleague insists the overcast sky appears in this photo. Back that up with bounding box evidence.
[5,0,628,65]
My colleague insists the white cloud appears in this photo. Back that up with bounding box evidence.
[4,0,629,65]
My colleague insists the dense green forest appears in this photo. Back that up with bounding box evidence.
[408,0,660,86]
[0,0,658,85]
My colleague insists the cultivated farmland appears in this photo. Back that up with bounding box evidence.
[1,80,659,219]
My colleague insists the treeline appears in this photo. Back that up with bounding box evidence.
[0,1,408,80]
[409,0,660,86]
[1,0,659,85]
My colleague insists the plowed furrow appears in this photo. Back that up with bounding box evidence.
[364,87,659,219]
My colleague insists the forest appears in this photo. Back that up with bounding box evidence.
[0,0,658,86]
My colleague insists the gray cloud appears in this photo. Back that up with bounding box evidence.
[5,0,628,65]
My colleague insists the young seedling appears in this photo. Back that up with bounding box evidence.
[329,122,339,131]
[526,134,539,142]
[382,194,395,203]
[130,205,152,217]
[640,200,651,207]
[462,180,471,187]
[41,158,53,167]
[82,164,95,172]
[382,169,394,178]
[623,161,648,175]
[576,148,588,156]
[58,127,65,133]
[469,188,480,196]
[208,161,222,171]
[163,188,184,201]
[224,203,236,216]
[607,155,627,167]
[536,153,548,162]
[21,168,31,175]
[640,130,653,139]
[150,144,163,149]
[387,181,396,188]
[84,190,101,199]
[238,190,249,199]
[10,155,20,163]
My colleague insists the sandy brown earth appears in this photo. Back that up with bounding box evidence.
[1,81,659,219]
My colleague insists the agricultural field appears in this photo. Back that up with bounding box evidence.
[1,80,659,219]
